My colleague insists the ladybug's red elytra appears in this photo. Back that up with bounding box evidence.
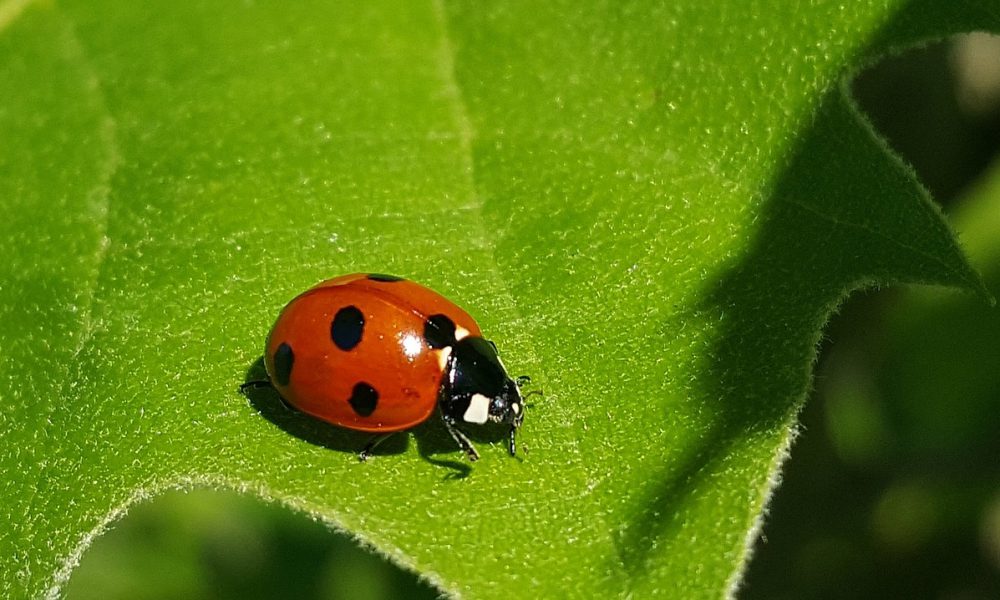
[243,273,527,462]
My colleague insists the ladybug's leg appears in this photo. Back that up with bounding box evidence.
[515,375,531,387]
[240,380,299,413]
[358,433,395,462]
[239,380,272,393]
[441,416,480,462]
[275,395,298,412]
[507,425,518,457]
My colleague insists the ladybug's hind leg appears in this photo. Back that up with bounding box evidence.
[358,433,396,462]
[239,380,272,393]
[442,416,480,462]
[240,379,299,413]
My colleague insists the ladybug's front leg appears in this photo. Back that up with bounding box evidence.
[441,416,480,462]
[507,425,518,457]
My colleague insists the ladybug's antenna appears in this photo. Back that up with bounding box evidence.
[522,389,543,409]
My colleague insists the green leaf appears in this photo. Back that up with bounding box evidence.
[1,1,995,597]
[881,155,1000,455]
[740,154,1000,598]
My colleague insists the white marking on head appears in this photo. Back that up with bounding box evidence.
[436,346,452,370]
[455,326,471,340]
[511,402,520,415]
[400,333,422,360]
[463,393,491,424]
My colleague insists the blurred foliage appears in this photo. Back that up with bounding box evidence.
[66,490,438,600]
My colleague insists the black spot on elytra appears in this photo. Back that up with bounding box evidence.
[349,382,379,417]
[424,314,457,349]
[273,342,294,386]
[367,273,404,282]
[331,305,364,350]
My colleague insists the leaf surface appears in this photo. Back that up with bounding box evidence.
[1,1,996,597]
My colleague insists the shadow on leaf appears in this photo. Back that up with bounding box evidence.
[613,60,982,577]
[241,356,514,479]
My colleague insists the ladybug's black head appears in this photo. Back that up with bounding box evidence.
[439,336,525,457]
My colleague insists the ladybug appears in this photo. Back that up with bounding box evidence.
[243,273,527,462]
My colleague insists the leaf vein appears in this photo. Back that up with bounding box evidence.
[782,194,960,278]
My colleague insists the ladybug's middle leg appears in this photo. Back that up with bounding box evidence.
[358,433,396,462]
